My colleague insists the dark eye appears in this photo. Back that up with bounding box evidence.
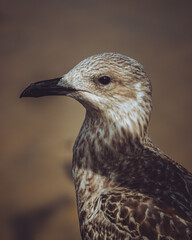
[98,76,111,85]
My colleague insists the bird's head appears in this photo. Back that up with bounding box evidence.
[20,53,152,138]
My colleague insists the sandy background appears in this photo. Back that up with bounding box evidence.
[0,1,192,239]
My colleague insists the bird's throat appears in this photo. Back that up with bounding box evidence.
[72,111,147,176]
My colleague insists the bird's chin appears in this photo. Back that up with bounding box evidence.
[20,78,77,98]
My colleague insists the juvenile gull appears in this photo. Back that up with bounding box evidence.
[20,53,192,239]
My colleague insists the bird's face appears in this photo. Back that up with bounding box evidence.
[20,53,152,116]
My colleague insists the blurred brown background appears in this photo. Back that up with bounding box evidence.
[0,1,192,239]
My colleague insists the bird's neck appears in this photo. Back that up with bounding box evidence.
[72,109,150,210]
[85,107,149,148]
[72,108,149,176]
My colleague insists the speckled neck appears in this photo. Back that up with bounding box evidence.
[72,108,149,178]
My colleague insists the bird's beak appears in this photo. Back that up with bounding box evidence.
[20,77,76,98]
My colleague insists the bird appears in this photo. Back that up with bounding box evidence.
[20,53,192,240]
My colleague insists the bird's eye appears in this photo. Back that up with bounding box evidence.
[98,76,111,85]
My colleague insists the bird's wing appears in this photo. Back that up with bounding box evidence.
[99,191,192,240]
[159,156,192,219]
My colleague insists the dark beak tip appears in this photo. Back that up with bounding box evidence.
[20,85,32,98]
[20,91,25,98]
[20,89,26,98]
